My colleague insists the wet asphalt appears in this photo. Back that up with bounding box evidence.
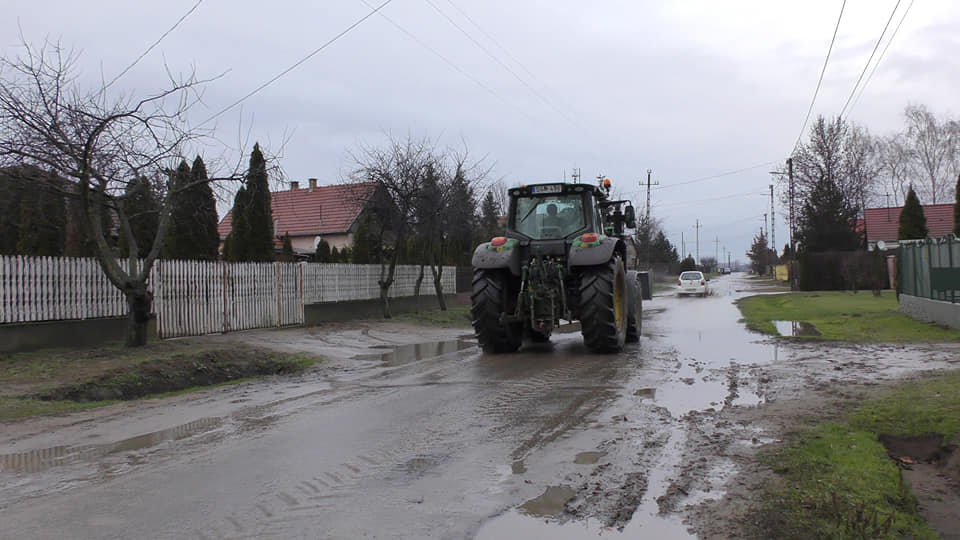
[0,274,817,538]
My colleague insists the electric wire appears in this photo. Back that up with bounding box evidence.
[838,0,902,119]
[652,189,767,210]
[421,0,590,136]
[356,0,537,123]
[652,161,779,191]
[104,0,204,90]
[792,0,847,153]
[847,0,915,115]
[200,0,393,127]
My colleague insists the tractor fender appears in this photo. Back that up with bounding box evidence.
[472,242,521,275]
[568,237,622,268]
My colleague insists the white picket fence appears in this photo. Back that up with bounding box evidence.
[0,255,456,339]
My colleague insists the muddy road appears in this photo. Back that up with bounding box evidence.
[2,273,959,539]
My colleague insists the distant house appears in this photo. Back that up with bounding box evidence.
[217,179,378,257]
[862,203,954,250]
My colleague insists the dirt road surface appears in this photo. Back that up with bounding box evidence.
[2,273,958,539]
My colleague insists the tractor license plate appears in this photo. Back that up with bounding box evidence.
[531,184,561,194]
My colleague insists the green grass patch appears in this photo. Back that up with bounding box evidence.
[760,423,934,539]
[0,396,117,422]
[758,370,960,538]
[736,291,960,342]
[849,370,960,445]
[390,303,472,328]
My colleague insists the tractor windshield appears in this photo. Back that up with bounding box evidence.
[514,194,586,239]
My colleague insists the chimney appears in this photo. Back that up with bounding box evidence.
[290,181,299,190]
[309,178,317,190]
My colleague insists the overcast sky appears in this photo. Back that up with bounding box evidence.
[5,0,960,262]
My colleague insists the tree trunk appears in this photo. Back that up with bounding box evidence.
[430,263,447,311]
[124,283,154,347]
[414,264,425,313]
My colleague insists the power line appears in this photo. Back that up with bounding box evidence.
[104,0,204,90]
[792,0,847,153]
[358,0,537,124]
[200,0,393,126]
[440,0,590,131]
[653,161,779,191]
[847,0,915,115]
[421,0,589,136]
[838,0,902,119]
[652,189,766,210]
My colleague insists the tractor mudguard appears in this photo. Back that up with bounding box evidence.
[568,237,620,268]
[472,242,521,275]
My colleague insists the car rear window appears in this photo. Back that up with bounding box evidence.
[680,272,702,280]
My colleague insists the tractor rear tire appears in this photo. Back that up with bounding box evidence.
[579,257,628,353]
[471,269,522,353]
[626,271,642,342]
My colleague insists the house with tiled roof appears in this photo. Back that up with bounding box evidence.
[863,203,955,250]
[217,179,379,256]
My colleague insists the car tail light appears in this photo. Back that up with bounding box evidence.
[700,280,705,285]
[678,280,682,286]
[581,233,599,243]
[490,236,507,247]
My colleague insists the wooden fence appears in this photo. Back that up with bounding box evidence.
[0,256,456,339]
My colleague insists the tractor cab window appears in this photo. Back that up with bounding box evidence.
[514,194,585,239]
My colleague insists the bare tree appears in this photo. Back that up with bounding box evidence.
[903,104,959,204]
[0,39,236,346]
[350,135,437,318]
[876,134,914,207]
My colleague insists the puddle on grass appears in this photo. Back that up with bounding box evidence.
[0,417,222,473]
[352,339,473,365]
[773,320,821,337]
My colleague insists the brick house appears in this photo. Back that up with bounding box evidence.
[217,179,378,257]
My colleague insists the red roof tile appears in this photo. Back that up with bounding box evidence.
[864,203,955,243]
[218,182,377,240]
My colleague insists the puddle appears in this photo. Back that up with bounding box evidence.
[518,485,577,517]
[352,339,473,365]
[633,388,656,399]
[0,417,222,473]
[772,320,821,337]
[574,451,606,465]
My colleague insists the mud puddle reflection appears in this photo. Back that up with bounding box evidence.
[352,339,473,365]
[0,417,222,473]
[773,320,821,336]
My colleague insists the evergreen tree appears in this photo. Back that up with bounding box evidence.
[954,173,960,236]
[899,186,928,240]
[223,144,274,262]
[280,232,294,261]
[0,168,25,254]
[328,245,339,263]
[446,166,476,266]
[480,190,500,240]
[189,156,221,259]
[314,238,331,262]
[680,255,697,271]
[746,231,770,274]
[351,212,381,264]
[16,173,65,256]
[119,175,160,259]
[164,157,220,260]
[796,176,860,253]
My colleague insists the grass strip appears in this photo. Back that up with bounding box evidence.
[758,370,960,538]
[736,291,960,341]
[390,303,472,328]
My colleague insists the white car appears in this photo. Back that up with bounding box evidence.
[677,271,708,297]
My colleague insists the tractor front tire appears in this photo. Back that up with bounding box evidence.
[579,257,628,353]
[471,269,522,353]
[626,271,642,342]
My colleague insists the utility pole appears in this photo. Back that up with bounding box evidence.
[763,213,768,240]
[572,168,580,184]
[644,169,658,218]
[694,219,702,266]
[788,157,796,291]
[770,184,775,260]
[714,236,719,267]
[681,232,685,260]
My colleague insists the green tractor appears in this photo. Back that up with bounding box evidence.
[471,180,643,353]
